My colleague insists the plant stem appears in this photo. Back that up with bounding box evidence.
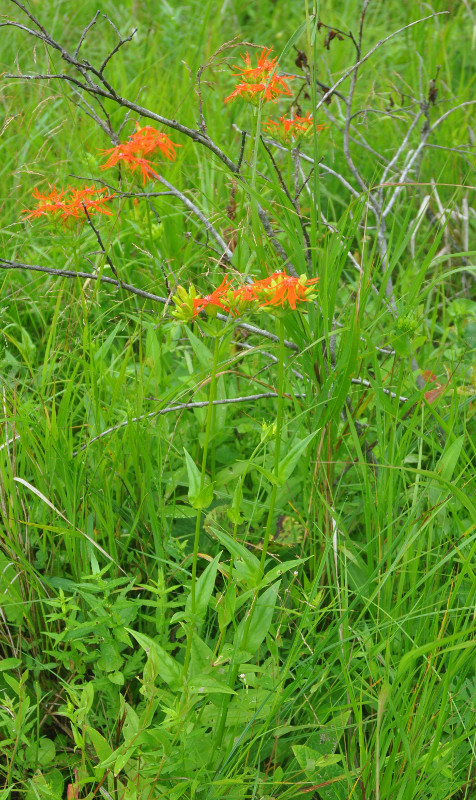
[259,317,285,574]
[214,317,286,750]
[183,334,221,678]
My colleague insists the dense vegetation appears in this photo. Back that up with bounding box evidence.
[0,1,475,798]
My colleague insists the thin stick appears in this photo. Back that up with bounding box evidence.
[74,392,303,454]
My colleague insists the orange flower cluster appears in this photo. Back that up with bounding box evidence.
[225,47,292,105]
[172,271,319,322]
[263,113,326,145]
[100,124,180,185]
[23,185,115,222]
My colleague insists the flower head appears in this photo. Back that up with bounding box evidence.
[22,184,115,222]
[100,124,180,185]
[171,271,318,324]
[233,47,279,83]
[250,271,319,310]
[225,74,292,106]
[263,113,326,145]
[225,47,292,105]
[192,277,232,318]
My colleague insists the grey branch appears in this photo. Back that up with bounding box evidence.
[74,392,302,454]
[157,174,234,261]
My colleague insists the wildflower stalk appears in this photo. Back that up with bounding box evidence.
[214,317,286,752]
[183,333,221,679]
[259,317,285,573]
[251,104,263,190]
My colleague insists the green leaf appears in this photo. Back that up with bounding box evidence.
[227,481,245,524]
[261,558,305,587]
[185,553,220,624]
[184,326,212,369]
[192,482,215,510]
[184,447,201,501]
[252,462,279,486]
[85,725,113,762]
[126,629,182,690]
[25,738,56,768]
[114,745,137,777]
[277,430,319,485]
[210,527,261,587]
[107,671,125,685]
[187,675,236,694]
[429,434,465,507]
[438,435,464,482]
[239,581,281,654]
[293,744,342,778]
[184,447,214,509]
[0,658,22,672]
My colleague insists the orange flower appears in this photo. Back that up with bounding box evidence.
[225,74,292,105]
[22,185,66,218]
[233,47,279,83]
[65,185,115,219]
[225,47,292,105]
[23,184,114,222]
[100,124,180,185]
[191,278,233,317]
[263,113,326,145]
[250,271,319,310]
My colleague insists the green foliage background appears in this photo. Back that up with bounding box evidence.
[0,1,475,799]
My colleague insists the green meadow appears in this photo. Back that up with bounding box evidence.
[0,1,475,798]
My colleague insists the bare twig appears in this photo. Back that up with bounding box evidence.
[314,12,448,113]
[73,392,302,454]
[81,204,121,282]
[0,258,168,304]
[73,11,100,59]
[0,258,299,350]
[256,205,299,277]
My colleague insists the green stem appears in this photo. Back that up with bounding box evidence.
[183,334,221,678]
[259,317,285,574]
[214,317,286,750]
[251,104,263,191]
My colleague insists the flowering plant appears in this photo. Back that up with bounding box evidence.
[225,47,292,105]
[171,272,319,322]
[23,185,115,222]
[101,124,180,184]
[263,113,326,145]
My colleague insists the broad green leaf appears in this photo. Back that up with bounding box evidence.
[210,527,261,586]
[184,448,214,509]
[261,558,306,587]
[239,581,281,654]
[185,326,212,369]
[114,745,137,777]
[277,430,319,485]
[253,461,279,486]
[293,744,342,777]
[185,553,220,624]
[438,435,464,481]
[184,447,201,501]
[0,658,22,672]
[85,726,113,762]
[76,682,94,725]
[191,482,215,510]
[227,481,245,524]
[215,460,249,487]
[163,505,197,518]
[25,738,55,768]
[429,435,465,507]
[126,629,182,690]
[187,675,236,694]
